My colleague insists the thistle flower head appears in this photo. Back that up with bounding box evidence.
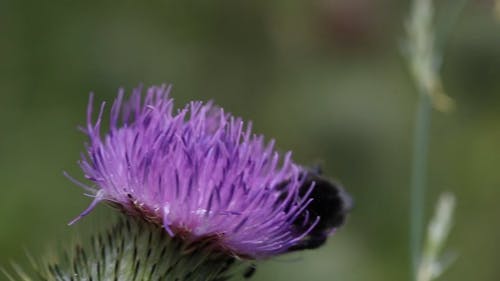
[71,85,322,259]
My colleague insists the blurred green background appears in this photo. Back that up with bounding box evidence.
[1,0,499,280]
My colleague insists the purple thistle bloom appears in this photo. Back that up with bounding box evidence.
[70,85,321,259]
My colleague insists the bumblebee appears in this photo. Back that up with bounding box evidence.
[240,167,351,279]
[281,166,352,252]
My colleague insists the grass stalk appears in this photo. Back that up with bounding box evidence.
[410,90,432,279]
[406,0,465,280]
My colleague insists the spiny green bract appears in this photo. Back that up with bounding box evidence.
[4,217,237,281]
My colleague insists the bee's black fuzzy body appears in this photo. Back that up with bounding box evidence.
[282,167,352,252]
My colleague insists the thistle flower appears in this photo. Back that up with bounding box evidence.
[3,85,350,281]
[69,85,332,259]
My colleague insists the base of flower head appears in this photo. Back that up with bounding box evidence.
[13,216,243,281]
